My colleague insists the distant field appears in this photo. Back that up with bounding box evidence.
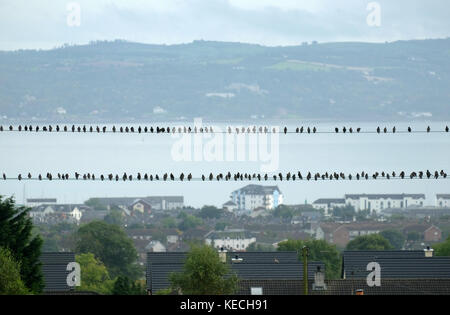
[266,61,331,71]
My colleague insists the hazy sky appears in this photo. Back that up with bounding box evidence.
[1,0,449,50]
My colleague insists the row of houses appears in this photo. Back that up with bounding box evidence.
[89,196,184,211]
[313,194,450,215]
[315,222,442,248]
[41,249,450,295]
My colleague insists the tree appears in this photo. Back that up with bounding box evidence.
[161,217,177,228]
[75,221,141,279]
[246,243,275,252]
[84,198,107,211]
[0,196,44,293]
[380,230,406,250]
[434,236,450,256]
[0,247,29,295]
[346,234,393,251]
[103,209,124,226]
[333,205,356,220]
[277,239,341,279]
[215,222,227,231]
[198,206,223,219]
[169,245,238,295]
[273,205,294,220]
[178,213,203,231]
[112,276,146,295]
[76,253,114,294]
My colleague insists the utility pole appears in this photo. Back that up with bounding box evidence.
[302,246,309,295]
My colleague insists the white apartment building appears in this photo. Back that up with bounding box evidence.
[436,194,450,208]
[205,230,256,251]
[230,185,283,211]
[312,198,346,216]
[345,194,425,214]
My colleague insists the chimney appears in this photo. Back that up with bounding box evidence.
[312,266,327,291]
[424,246,434,258]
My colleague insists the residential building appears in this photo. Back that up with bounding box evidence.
[40,252,76,293]
[436,194,450,208]
[345,194,425,213]
[26,198,57,207]
[129,199,152,214]
[312,198,346,216]
[30,204,87,224]
[91,196,184,211]
[146,251,324,294]
[222,200,238,212]
[205,229,256,251]
[342,249,450,279]
[403,224,442,242]
[230,185,283,211]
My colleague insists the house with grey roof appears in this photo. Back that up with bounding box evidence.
[40,252,76,293]
[436,194,450,208]
[312,198,346,216]
[205,229,257,251]
[345,194,425,213]
[146,251,324,294]
[342,249,450,279]
[89,196,184,211]
[231,185,283,211]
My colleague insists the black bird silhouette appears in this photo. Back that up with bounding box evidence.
[307,127,311,134]
[112,126,116,132]
[349,128,353,133]
[170,173,175,181]
[36,126,40,132]
[82,125,86,132]
[335,127,339,133]
[163,173,168,181]
[357,128,361,133]
[103,126,107,133]
[427,126,431,133]
[101,175,104,181]
[137,173,141,180]
[9,125,13,131]
[343,127,347,133]
[300,127,304,133]
[18,125,22,131]
[408,127,412,132]
[296,127,299,133]
[377,127,381,133]
[0,126,3,132]
[144,127,148,133]
[284,127,287,134]
[144,173,149,180]
[155,175,159,180]
[383,127,387,133]
[28,173,32,179]
[72,125,75,132]
[188,173,192,181]
[446,126,449,133]
[313,127,317,133]
[393,127,396,133]
[96,126,100,133]
[130,127,134,133]
[202,175,205,181]
[38,174,42,181]
[18,174,22,180]
[56,125,60,132]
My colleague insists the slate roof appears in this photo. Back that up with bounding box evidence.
[313,198,345,204]
[342,250,450,279]
[233,185,281,196]
[437,194,450,200]
[27,198,57,203]
[93,196,184,206]
[40,252,76,292]
[237,279,450,295]
[345,194,425,200]
[146,251,323,292]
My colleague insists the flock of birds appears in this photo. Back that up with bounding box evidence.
[2,170,448,182]
[0,124,449,134]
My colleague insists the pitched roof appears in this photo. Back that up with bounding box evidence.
[40,252,76,292]
[313,198,345,205]
[237,279,450,295]
[93,196,184,206]
[233,185,282,195]
[437,194,450,200]
[146,251,323,292]
[345,194,425,200]
[342,250,450,279]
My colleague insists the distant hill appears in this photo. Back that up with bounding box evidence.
[0,39,449,122]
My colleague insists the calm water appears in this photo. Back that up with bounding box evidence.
[0,120,449,208]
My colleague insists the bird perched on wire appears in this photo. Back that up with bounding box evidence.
[446,126,449,133]
[408,127,412,133]
[377,127,381,134]
[427,126,431,133]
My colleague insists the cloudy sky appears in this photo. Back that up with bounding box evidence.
[1,0,449,50]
